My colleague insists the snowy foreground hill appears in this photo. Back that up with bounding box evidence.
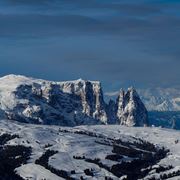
[0,119,180,180]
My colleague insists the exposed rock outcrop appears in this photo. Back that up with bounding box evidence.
[116,88,148,126]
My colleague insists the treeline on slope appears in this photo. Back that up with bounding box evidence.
[0,134,32,180]
[61,129,173,179]
[35,149,76,179]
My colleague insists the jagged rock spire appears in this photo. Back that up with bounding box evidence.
[116,87,148,126]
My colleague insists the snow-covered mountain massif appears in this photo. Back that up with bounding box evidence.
[0,75,148,127]
[0,75,179,180]
[0,120,180,180]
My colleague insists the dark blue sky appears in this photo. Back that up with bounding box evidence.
[0,0,180,91]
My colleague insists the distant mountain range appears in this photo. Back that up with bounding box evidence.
[138,88,180,129]
[105,87,180,129]
[106,87,180,112]
[138,88,180,111]
[0,75,148,127]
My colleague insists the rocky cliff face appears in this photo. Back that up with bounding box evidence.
[116,88,148,126]
[0,75,148,126]
[59,79,107,124]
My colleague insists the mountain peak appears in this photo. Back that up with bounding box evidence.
[0,74,31,81]
[116,88,148,127]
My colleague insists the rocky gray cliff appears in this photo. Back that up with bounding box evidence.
[116,88,148,126]
[106,88,148,126]
[0,75,148,126]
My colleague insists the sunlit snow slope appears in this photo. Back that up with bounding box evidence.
[0,120,179,180]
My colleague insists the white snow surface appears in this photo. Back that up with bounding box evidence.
[0,119,180,179]
[15,163,64,180]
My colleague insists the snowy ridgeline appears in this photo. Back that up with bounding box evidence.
[0,74,148,127]
[0,120,180,180]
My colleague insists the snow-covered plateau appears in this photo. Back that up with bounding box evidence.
[0,119,180,180]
